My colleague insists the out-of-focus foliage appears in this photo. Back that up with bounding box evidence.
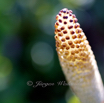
[0,0,104,103]
[68,95,80,103]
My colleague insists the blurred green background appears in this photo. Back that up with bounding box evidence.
[0,0,104,103]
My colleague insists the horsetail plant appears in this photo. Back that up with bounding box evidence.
[54,8,104,103]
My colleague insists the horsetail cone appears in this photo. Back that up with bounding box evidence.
[54,8,104,103]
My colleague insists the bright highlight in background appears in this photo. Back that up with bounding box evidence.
[0,55,13,91]
[0,55,12,78]
[31,42,54,66]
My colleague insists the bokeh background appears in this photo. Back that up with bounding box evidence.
[0,0,104,103]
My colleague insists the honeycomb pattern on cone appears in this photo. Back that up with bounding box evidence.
[55,8,95,75]
[54,8,104,103]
